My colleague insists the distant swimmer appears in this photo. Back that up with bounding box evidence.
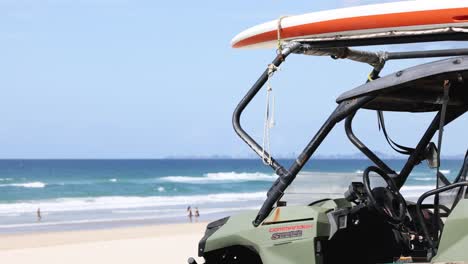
[37,208,42,222]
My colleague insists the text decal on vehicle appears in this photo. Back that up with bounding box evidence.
[271,230,302,240]
[269,224,312,240]
[268,224,313,233]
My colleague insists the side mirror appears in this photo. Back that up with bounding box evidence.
[424,142,439,169]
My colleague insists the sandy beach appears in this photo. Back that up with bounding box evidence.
[0,222,207,264]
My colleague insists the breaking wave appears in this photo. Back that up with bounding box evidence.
[0,192,266,214]
[160,172,276,184]
[0,182,46,188]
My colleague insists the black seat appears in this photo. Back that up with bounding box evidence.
[435,150,468,215]
[456,150,468,182]
[453,150,468,202]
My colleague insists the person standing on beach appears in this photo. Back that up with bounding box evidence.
[37,208,42,222]
[194,207,200,222]
[187,206,193,222]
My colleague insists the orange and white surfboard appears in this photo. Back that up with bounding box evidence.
[231,1,468,49]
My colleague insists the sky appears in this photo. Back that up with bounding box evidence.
[0,0,466,159]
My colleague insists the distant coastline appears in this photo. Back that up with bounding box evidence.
[0,153,464,160]
[161,152,465,160]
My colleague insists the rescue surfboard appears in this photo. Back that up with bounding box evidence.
[231,1,468,49]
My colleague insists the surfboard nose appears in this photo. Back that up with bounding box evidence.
[231,21,279,49]
[231,32,244,48]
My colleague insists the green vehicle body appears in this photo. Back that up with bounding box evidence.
[203,200,347,264]
[201,199,468,263]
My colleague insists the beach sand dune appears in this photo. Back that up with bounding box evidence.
[0,223,206,264]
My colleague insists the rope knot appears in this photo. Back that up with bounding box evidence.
[267,64,280,77]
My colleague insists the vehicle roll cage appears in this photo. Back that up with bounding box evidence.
[416,181,468,256]
[233,41,468,227]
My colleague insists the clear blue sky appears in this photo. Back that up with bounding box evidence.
[0,0,466,158]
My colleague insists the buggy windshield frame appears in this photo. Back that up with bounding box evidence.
[233,42,468,226]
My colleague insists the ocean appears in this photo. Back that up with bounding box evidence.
[0,159,464,234]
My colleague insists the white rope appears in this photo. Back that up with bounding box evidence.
[277,16,289,53]
[262,64,279,165]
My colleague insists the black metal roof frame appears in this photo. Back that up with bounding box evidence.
[337,56,468,112]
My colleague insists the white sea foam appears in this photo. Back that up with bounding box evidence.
[401,185,434,191]
[0,192,266,215]
[440,169,451,174]
[0,182,46,188]
[0,178,12,182]
[400,185,433,200]
[355,170,364,174]
[161,172,275,184]
[109,178,117,182]
[414,177,435,181]
[111,206,259,216]
[157,186,165,192]
[0,206,261,229]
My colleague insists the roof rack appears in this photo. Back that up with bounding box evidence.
[292,44,468,67]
